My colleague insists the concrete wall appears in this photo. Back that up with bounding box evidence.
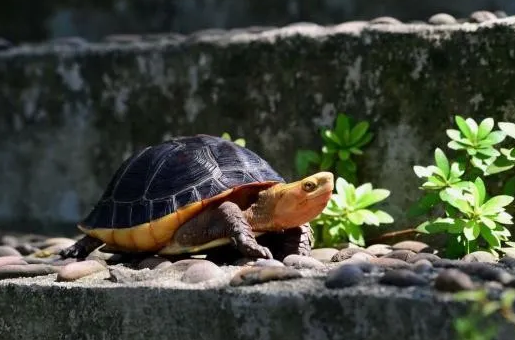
[1,18,515,234]
[1,279,514,340]
[1,0,515,43]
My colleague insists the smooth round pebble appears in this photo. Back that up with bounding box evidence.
[392,241,432,253]
[170,259,211,272]
[462,251,497,263]
[0,256,27,267]
[434,269,475,292]
[325,264,364,288]
[499,256,515,269]
[310,248,339,262]
[407,253,441,264]
[379,269,428,287]
[0,246,21,257]
[412,259,433,274]
[470,11,498,23]
[255,258,285,268]
[351,252,375,262]
[56,260,107,282]
[283,255,325,269]
[331,248,372,262]
[137,257,173,270]
[428,13,457,25]
[15,243,40,255]
[1,235,18,248]
[365,244,392,257]
[230,267,302,287]
[338,259,376,273]
[369,17,402,25]
[433,259,466,269]
[460,262,512,284]
[181,261,225,283]
[0,264,59,279]
[370,257,411,269]
[38,238,76,247]
[382,250,417,262]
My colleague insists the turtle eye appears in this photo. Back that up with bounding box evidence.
[302,181,317,192]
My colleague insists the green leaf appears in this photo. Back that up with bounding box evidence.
[473,177,486,206]
[477,118,495,139]
[480,216,496,229]
[413,165,433,178]
[434,148,450,177]
[221,132,231,140]
[234,138,246,147]
[415,218,453,234]
[295,150,320,176]
[349,122,370,145]
[448,219,466,234]
[476,147,500,157]
[455,116,473,140]
[345,223,365,246]
[446,129,462,141]
[481,195,514,215]
[344,159,357,173]
[349,147,363,155]
[355,183,372,199]
[482,131,506,145]
[374,210,394,224]
[355,189,390,209]
[440,188,472,214]
[447,140,467,150]
[341,179,356,205]
[407,192,441,217]
[320,153,335,170]
[499,122,515,139]
[323,130,343,146]
[338,150,350,160]
[481,226,501,248]
[463,221,480,240]
[358,209,380,226]
[353,132,373,149]
[492,212,514,225]
[335,177,350,195]
[465,118,479,140]
[335,114,351,143]
[347,211,365,225]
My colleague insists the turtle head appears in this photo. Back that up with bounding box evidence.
[269,171,334,229]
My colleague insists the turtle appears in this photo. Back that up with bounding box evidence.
[60,134,334,261]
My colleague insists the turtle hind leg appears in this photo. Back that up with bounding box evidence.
[59,235,104,259]
[259,223,313,261]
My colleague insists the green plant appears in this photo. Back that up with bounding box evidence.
[412,116,515,257]
[221,132,246,147]
[296,113,373,184]
[312,177,394,247]
[453,289,515,340]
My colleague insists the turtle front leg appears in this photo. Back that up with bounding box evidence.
[260,223,313,261]
[174,201,273,259]
[59,235,104,259]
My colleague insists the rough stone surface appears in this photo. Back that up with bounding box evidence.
[3,18,515,236]
[2,273,515,340]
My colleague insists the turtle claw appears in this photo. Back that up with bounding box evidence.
[239,243,273,260]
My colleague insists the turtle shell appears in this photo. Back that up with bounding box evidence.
[79,134,284,251]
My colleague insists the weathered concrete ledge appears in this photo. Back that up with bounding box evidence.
[2,18,515,233]
[0,276,512,340]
